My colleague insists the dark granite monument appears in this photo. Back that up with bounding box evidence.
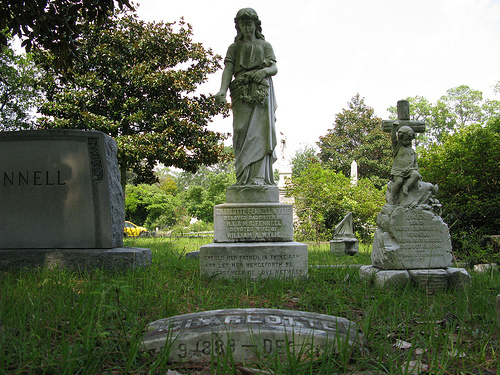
[0,129,151,271]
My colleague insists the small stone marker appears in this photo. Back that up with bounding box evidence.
[330,212,359,256]
[143,308,363,363]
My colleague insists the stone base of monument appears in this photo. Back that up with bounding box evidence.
[359,265,471,292]
[0,247,152,272]
[200,199,308,279]
[226,185,279,203]
[330,236,359,256]
[200,242,307,279]
[142,308,363,363]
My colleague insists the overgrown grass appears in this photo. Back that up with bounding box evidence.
[0,238,498,374]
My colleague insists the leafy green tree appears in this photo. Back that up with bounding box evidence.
[291,145,318,178]
[318,94,391,188]
[1,0,131,70]
[440,85,484,126]
[125,184,187,230]
[287,162,385,242]
[178,161,236,223]
[419,118,500,237]
[0,42,41,130]
[37,10,228,190]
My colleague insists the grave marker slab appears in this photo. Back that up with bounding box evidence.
[0,129,152,271]
[143,308,363,363]
[0,130,123,249]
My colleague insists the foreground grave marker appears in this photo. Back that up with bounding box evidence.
[0,129,151,271]
[143,308,363,363]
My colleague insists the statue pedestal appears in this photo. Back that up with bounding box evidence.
[200,186,307,279]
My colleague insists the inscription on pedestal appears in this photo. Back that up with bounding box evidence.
[214,203,293,243]
[200,242,307,279]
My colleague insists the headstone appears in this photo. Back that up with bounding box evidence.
[0,129,152,271]
[142,309,363,363]
[330,212,359,256]
[350,160,358,185]
[359,100,470,290]
[201,8,307,279]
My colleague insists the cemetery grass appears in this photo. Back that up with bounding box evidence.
[0,238,497,375]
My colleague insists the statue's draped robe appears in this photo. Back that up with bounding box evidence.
[225,39,277,185]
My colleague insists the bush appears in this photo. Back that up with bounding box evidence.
[287,162,385,242]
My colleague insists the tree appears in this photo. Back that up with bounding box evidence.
[37,11,229,190]
[387,95,456,147]
[418,118,500,237]
[287,162,384,242]
[176,152,236,223]
[440,85,484,127]
[291,145,318,178]
[125,184,187,230]
[0,42,41,130]
[317,94,391,188]
[0,0,131,70]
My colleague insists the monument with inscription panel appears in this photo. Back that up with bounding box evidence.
[359,100,470,291]
[0,129,151,271]
[200,8,307,279]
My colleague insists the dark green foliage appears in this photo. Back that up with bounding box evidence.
[36,10,229,188]
[0,0,132,70]
[318,94,391,189]
[419,118,500,256]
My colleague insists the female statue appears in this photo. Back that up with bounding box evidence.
[216,8,278,186]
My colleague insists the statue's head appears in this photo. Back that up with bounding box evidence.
[398,126,415,138]
[234,8,265,41]
[397,125,415,146]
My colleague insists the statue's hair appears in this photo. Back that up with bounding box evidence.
[234,8,265,41]
[397,125,415,139]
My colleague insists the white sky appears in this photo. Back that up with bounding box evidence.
[134,0,500,159]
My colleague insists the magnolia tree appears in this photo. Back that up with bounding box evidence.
[37,10,229,189]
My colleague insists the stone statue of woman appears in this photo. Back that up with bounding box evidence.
[216,8,278,186]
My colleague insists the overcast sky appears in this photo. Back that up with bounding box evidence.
[134,0,500,159]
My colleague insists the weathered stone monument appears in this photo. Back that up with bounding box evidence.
[143,308,363,362]
[200,8,307,279]
[0,129,151,271]
[330,212,359,256]
[359,100,470,291]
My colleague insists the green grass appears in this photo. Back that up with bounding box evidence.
[0,238,498,374]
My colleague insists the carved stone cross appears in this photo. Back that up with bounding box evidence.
[382,100,426,134]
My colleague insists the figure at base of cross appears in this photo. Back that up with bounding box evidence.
[382,100,425,204]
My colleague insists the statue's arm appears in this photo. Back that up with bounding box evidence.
[391,123,399,152]
[247,63,277,83]
[215,61,235,103]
